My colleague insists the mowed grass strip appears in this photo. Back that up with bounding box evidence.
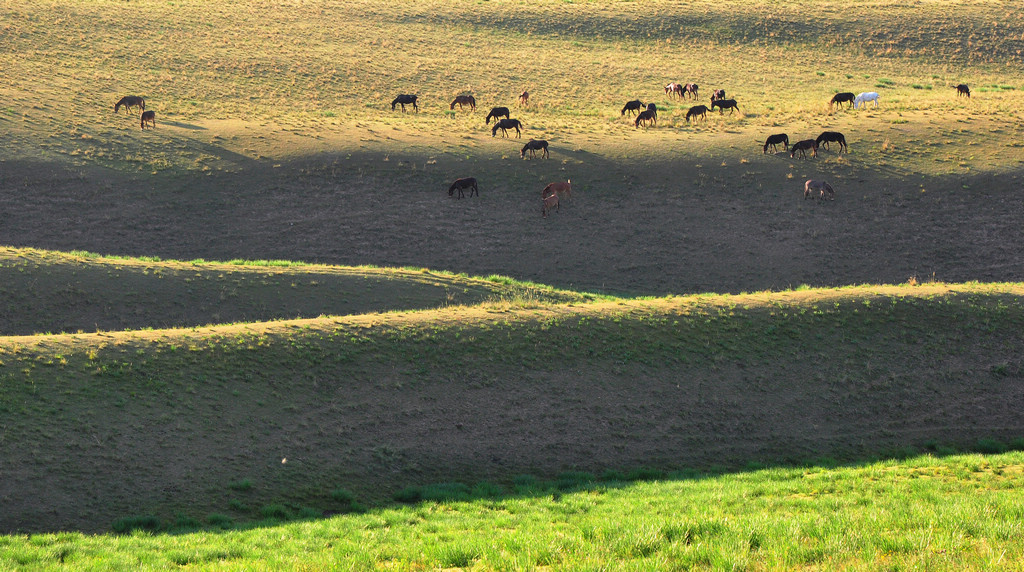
[0,246,594,335]
[3,451,1024,570]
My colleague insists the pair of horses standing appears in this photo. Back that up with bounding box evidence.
[828,91,880,110]
[782,132,847,158]
[114,96,156,129]
[665,82,699,100]
[541,180,571,217]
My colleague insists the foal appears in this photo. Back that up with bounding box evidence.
[140,110,156,130]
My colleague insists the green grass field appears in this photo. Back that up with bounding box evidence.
[3,0,1024,568]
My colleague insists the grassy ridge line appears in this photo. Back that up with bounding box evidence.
[2,282,1023,532]
[4,451,1024,569]
[0,246,595,335]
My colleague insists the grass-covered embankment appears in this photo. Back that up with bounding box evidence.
[3,451,1024,569]
[2,282,1023,533]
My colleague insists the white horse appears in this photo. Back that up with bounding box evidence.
[854,92,880,109]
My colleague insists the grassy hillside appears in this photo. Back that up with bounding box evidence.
[2,0,1024,294]
[2,281,1023,533]
[0,247,592,335]
[3,450,1024,570]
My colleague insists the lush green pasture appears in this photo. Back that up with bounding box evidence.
[3,451,1023,570]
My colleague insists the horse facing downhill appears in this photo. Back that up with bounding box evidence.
[115,96,145,114]
[140,110,156,130]
[519,91,530,106]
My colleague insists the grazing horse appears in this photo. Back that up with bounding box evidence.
[519,91,530,106]
[853,92,879,109]
[621,99,645,116]
[955,84,971,98]
[635,109,656,128]
[816,131,848,153]
[542,192,559,217]
[710,89,726,102]
[140,110,156,130]
[685,83,699,100]
[763,133,789,154]
[829,92,856,110]
[804,179,835,201]
[686,105,709,122]
[448,177,479,199]
[485,106,510,125]
[542,180,572,200]
[491,118,522,138]
[711,98,739,114]
[665,82,684,98]
[114,95,145,115]
[521,139,549,159]
[389,93,417,111]
[790,139,818,158]
[450,95,476,111]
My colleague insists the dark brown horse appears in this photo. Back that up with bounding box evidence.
[115,96,145,115]
[829,92,855,109]
[491,118,522,138]
[521,139,549,159]
[790,139,818,158]
[763,133,789,154]
[450,95,476,110]
[815,131,848,153]
[621,99,645,116]
[635,109,656,128]
[391,94,418,112]
[485,106,510,125]
[955,84,971,98]
[448,177,479,199]
[686,105,709,122]
[711,98,738,114]
[140,110,156,130]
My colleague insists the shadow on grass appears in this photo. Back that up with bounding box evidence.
[132,436,1024,536]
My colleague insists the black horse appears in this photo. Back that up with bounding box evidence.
[448,177,479,199]
[621,100,645,116]
[391,94,418,112]
[485,106,510,125]
[815,131,848,153]
[790,139,818,159]
[763,133,789,154]
[955,84,971,98]
[711,98,739,114]
[521,139,549,159]
[115,95,145,114]
[686,105,709,122]
[829,92,856,110]
[491,118,522,138]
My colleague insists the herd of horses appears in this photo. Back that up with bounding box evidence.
[112,76,974,213]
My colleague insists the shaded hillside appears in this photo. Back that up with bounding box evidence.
[2,283,1023,533]
[0,247,591,335]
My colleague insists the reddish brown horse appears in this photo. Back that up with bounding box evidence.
[518,91,530,106]
[140,110,156,130]
[542,180,571,200]
[450,95,476,110]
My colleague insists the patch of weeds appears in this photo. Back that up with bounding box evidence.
[259,504,292,520]
[976,438,1008,454]
[112,515,161,533]
[228,478,252,491]
[207,513,233,529]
